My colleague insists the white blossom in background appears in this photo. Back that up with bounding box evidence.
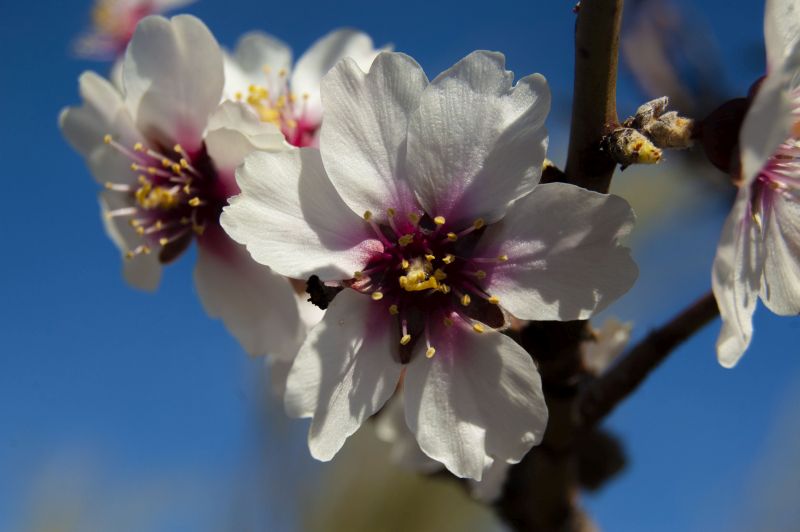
[712,0,800,367]
[222,50,638,479]
[60,15,306,360]
[74,0,196,59]
[582,318,632,375]
[224,28,388,147]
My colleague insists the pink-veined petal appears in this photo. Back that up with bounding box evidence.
[403,320,547,480]
[712,190,764,367]
[406,51,550,226]
[319,52,428,221]
[221,148,382,281]
[765,0,800,70]
[477,183,638,321]
[760,190,800,315]
[285,290,403,461]
[123,15,223,151]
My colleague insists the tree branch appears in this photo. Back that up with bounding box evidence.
[579,292,719,427]
[564,0,624,194]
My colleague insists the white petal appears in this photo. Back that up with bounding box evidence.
[406,51,550,226]
[477,183,638,321]
[765,0,800,70]
[99,191,162,291]
[740,40,800,185]
[760,192,800,314]
[285,290,403,461]
[374,393,442,473]
[319,52,428,220]
[123,15,223,151]
[292,29,385,125]
[194,227,303,357]
[404,321,548,480]
[712,191,764,367]
[205,101,286,176]
[582,318,632,375]
[60,71,140,186]
[221,148,382,281]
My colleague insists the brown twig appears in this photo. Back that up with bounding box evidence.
[579,292,719,427]
[564,0,624,194]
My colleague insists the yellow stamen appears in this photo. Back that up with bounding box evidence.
[426,346,436,358]
[498,255,509,262]
[188,197,202,207]
[425,254,436,262]
[103,134,112,144]
[433,269,447,281]
[443,317,454,328]
[401,259,410,270]
[442,254,455,264]
[474,270,487,280]
[434,216,446,226]
[363,210,373,221]
[472,323,485,333]
[387,208,396,217]
[389,304,399,315]
[447,232,458,241]
[371,291,384,301]
[398,234,414,247]
[400,334,411,345]
[133,142,144,152]
[488,296,500,305]
[473,218,485,229]
[461,294,471,306]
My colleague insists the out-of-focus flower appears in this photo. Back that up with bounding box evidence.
[60,15,304,359]
[224,29,388,147]
[74,0,195,60]
[712,0,800,367]
[582,318,632,375]
[222,50,638,479]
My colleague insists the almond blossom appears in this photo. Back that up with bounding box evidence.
[60,15,306,360]
[74,0,195,59]
[224,28,387,147]
[221,50,638,479]
[712,0,800,367]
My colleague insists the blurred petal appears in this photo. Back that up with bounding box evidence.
[761,192,800,314]
[194,228,303,357]
[765,0,800,70]
[123,15,223,150]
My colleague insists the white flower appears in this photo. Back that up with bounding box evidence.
[582,318,632,375]
[224,28,388,147]
[222,50,638,479]
[60,15,304,359]
[74,0,195,59]
[712,0,800,367]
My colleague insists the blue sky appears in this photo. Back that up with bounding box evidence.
[1,0,797,530]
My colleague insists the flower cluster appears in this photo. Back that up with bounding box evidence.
[62,9,641,483]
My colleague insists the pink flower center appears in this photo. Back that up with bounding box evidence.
[102,135,225,263]
[347,209,507,361]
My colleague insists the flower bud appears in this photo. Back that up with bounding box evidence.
[604,127,663,168]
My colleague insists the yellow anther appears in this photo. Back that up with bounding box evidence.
[103,134,112,144]
[371,291,384,301]
[148,167,158,175]
[425,254,435,262]
[387,208,396,217]
[434,216,446,226]
[154,220,163,230]
[133,142,144,152]
[234,91,243,101]
[440,284,451,294]
[142,246,151,255]
[474,270,487,279]
[130,163,140,171]
[124,250,134,259]
[408,212,420,224]
[401,259,410,270]
[193,224,206,236]
[138,175,149,185]
[183,184,191,194]
[461,294,471,306]
[159,237,169,246]
[443,317,454,328]
[135,226,145,235]
[473,218,485,229]
[389,304,399,315]
[180,159,189,169]
[278,68,287,77]
[398,234,414,247]
[442,254,455,264]
[446,232,458,241]
[161,158,171,168]
[433,269,447,281]
[171,163,182,174]
[188,197,202,207]
[180,217,191,225]
[399,276,408,288]
[353,271,363,279]
[173,144,184,154]
[425,346,436,358]
[363,210,373,221]
[472,323,485,334]
[400,334,411,346]
[488,296,500,305]
[498,254,509,262]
